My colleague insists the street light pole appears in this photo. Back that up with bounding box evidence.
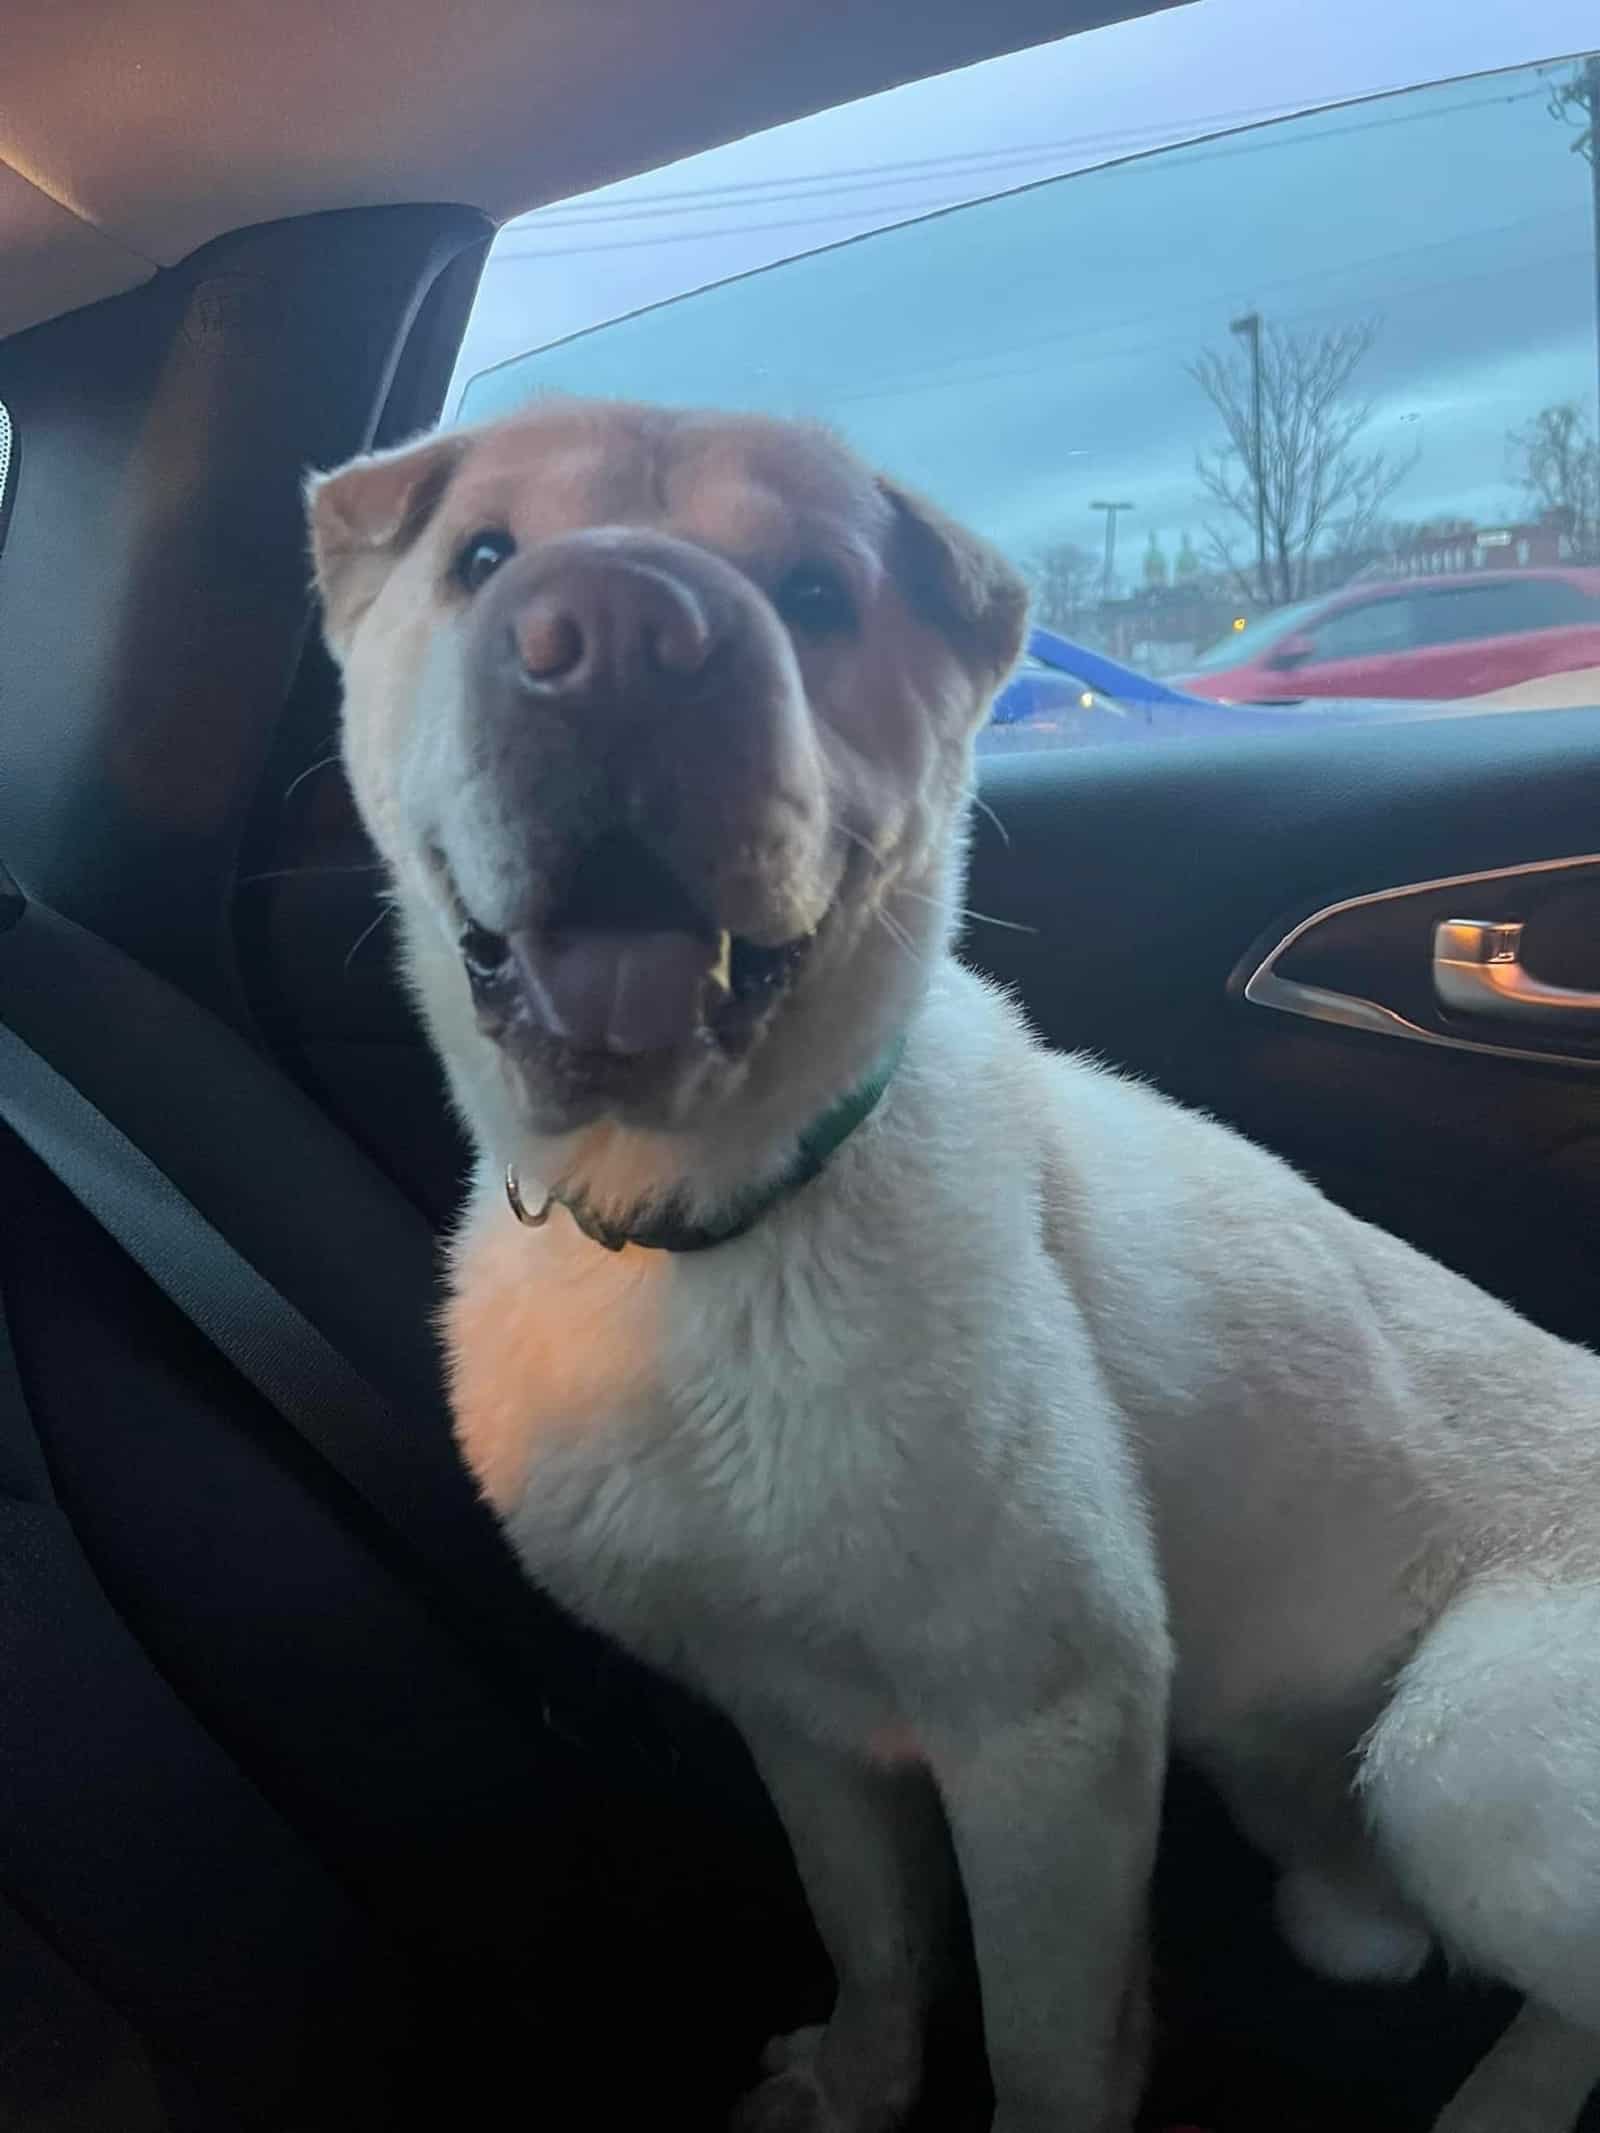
[1230,310,1267,601]
[1090,499,1134,602]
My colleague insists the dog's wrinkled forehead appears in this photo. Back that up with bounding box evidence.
[445,402,892,575]
[310,396,1030,699]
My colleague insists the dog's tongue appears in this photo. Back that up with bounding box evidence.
[507,927,725,1055]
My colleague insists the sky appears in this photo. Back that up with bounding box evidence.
[448,1,1600,580]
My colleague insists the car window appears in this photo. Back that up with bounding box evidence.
[1408,578,1600,645]
[459,54,1600,741]
[1186,600,1326,674]
[1306,596,1419,664]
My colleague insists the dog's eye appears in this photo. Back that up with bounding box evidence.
[774,564,856,637]
[454,529,517,594]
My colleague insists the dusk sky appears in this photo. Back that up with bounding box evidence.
[451,3,1600,578]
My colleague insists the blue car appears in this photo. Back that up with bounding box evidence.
[987,626,1445,751]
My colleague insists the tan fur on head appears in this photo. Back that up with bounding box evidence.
[307,398,1028,1226]
[305,429,469,654]
[877,477,1032,690]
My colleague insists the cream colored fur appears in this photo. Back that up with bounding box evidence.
[311,400,1600,2133]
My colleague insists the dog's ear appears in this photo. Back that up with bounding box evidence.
[877,476,1031,689]
[306,431,467,655]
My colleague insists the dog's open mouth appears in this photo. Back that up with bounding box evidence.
[451,829,812,1060]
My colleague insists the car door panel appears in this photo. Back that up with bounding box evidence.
[1515,622,1600,689]
[1420,629,1562,698]
[1288,645,1410,697]
[1272,622,1600,705]
[961,708,1600,1348]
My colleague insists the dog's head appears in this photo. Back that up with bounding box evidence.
[308,399,1026,1213]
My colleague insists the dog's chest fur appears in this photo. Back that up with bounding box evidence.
[446,1188,948,1696]
[442,1058,1141,1743]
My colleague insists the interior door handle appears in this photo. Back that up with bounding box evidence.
[1433,918,1600,1028]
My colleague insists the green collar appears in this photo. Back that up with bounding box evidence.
[506,1035,906,1254]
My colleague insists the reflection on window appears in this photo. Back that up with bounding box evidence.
[461,56,1600,746]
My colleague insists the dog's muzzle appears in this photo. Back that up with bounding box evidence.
[439,530,827,1073]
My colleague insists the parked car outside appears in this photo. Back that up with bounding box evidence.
[986,626,1487,752]
[1175,567,1600,704]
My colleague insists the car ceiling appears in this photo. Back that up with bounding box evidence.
[1,0,1180,341]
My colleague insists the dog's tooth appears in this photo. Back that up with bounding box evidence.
[710,929,733,993]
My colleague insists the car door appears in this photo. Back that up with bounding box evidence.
[1302,579,1600,702]
[1272,591,1427,699]
[1406,578,1600,697]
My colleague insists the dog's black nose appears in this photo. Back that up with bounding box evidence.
[508,551,718,699]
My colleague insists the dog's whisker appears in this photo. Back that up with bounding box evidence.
[957,906,1038,937]
[284,752,345,801]
[838,822,887,869]
[237,861,388,886]
[892,882,1039,938]
[342,906,392,976]
[970,792,1012,849]
[874,907,919,963]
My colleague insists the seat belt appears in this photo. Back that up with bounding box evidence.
[0,1005,565,1687]
[0,880,743,1792]
[0,1013,436,1514]
[0,1285,179,2133]
[0,1276,407,2133]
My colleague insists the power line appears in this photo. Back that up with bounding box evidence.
[491,82,1545,260]
[507,97,1326,224]
[822,207,1568,413]
[510,79,1550,228]
[473,221,1588,433]
[825,242,1588,422]
[513,149,1160,231]
[493,200,979,260]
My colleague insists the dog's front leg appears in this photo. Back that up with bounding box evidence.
[731,1716,955,2133]
[931,1675,1167,2133]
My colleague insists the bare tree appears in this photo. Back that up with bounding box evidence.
[1547,58,1597,165]
[1507,402,1600,557]
[1026,539,1097,629]
[1189,319,1417,604]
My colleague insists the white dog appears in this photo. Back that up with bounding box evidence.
[309,398,1600,2133]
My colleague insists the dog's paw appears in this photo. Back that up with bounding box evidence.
[730,2067,837,2133]
[729,2029,902,2133]
[729,2032,838,2133]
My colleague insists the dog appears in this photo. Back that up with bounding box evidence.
[309,397,1600,2133]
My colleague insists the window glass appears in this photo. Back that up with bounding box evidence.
[1185,601,1325,674]
[1409,578,1599,645]
[1307,597,1419,663]
[460,55,1600,744]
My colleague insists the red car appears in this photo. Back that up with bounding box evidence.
[1178,566,1600,703]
